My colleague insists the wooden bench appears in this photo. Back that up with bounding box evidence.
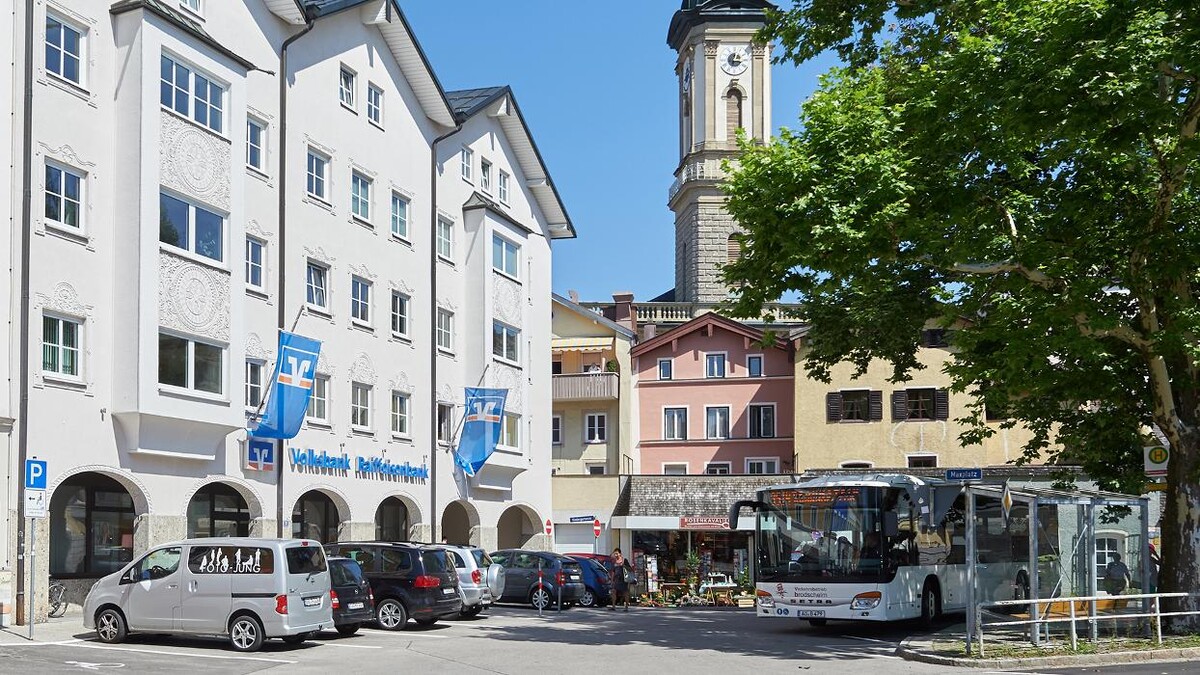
[1010,597,1130,622]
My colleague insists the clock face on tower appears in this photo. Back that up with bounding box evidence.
[719,45,750,75]
[682,58,693,94]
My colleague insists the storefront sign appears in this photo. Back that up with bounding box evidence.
[679,516,729,530]
[289,447,429,481]
[246,439,276,472]
[189,546,275,575]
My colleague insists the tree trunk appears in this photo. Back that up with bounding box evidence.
[1160,431,1200,631]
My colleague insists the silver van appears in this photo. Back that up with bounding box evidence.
[83,538,332,652]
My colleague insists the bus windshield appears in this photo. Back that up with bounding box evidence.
[757,486,886,583]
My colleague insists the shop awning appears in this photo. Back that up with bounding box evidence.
[551,337,614,353]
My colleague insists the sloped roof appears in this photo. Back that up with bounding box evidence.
[552,293,636,339]
[110,0,257,70]
[667,0,775,50]
[445,87,509,118]
[630,311,788,356]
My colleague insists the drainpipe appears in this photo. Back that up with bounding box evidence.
[429,123,461,543]
[276,10,316,538]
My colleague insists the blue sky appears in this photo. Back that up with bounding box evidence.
[402,1,835,303]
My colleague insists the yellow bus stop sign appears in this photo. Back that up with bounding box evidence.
[1144,445,1169,478]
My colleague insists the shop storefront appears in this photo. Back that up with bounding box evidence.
[632,520,752,587]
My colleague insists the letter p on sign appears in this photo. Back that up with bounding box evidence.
[25,459,47,490]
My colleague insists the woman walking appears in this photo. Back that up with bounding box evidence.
[609,548,634,612]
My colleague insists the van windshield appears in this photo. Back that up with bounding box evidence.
[286,545,327,575]
[421,550,449,574]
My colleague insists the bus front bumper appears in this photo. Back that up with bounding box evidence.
[756,591,892,621]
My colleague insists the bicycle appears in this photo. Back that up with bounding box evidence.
[48,580,68,618]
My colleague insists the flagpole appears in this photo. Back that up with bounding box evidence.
[267,304,307,540]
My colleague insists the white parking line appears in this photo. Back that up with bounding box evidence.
[321,642,382,649]
[36,641,297,664]
[839,636,897,646]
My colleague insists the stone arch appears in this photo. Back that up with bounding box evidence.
[725,84,745,141]
[180,476,265,522]
[292,484,353,544]
[497,502,543,550]
[441,499,480,546]
[374,491,422,542]
[181,477,264,538]
[48,464,152,514]
[48,469,147,580]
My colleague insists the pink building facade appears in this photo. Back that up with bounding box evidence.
[632,314,794,475]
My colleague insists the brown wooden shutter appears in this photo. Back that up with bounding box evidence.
[934,389,950,420]
[825,392,842,422]
[868,390,883,421]
[891,390,909,421]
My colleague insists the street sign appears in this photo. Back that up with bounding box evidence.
[544,519,552,536]
[25,459,47,490]
[945,468,983,481]
[25,489,47,518]
[593,518,602,538]
[1000,481,1014,523]
[568,515,596,523]
[1144,483,1168,493]
[1144,445,1169,478]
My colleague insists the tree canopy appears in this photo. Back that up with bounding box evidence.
[724,0,1200,609]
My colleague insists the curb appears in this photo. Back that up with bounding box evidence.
[897,637,1200,669]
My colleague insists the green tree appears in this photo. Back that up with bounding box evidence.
[724,0,1200,626]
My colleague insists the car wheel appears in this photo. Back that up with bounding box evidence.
[336,623,360,636]
[530,587,551,610]
[375,598,408,631]
[579,589,596,607]
[95,608,127,644]
[415,618,438,627]
[229,615,265,653]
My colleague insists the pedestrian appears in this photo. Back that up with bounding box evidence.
[1148,544,1162,594]
[1104,553,1131,595]
[608,548,634,612]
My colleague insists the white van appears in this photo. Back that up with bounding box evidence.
[83,538,332,652]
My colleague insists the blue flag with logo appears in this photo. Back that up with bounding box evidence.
[251,331,322,440]
[455,388,508,477]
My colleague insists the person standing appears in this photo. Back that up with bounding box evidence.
[608,548,634,612]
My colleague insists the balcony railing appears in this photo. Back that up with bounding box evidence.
[580,301,806,326]
[668,158,727,202]
[552,372,619,401]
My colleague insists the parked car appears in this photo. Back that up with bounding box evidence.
[327,556,375,635]
[568,555,613,607]
[83,538,332,653]
[432,545,505,617]
[325,542,460,630]
[568,552,612,568]
[490,550,585,610]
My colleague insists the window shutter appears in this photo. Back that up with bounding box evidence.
[934,389,950,420]
[825,392,842,422]
[868,390,883,421]
[891,390,909,421]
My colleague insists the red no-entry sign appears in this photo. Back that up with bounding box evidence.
[593,518,601,538]
[545,519,552,535]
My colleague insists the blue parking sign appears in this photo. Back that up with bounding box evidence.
[25,459,47,490]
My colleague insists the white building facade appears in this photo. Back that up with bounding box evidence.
[3,0,572,622]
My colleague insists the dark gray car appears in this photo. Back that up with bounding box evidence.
[490,550,585,610]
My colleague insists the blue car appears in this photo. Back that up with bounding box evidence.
[568,555,613,607]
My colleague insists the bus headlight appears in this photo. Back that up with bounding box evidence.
[756,590,775,609]
[850,591,881,610]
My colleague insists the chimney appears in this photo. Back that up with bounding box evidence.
[612,292,636,333]
[568,289,580,304]
[641,324,657,341]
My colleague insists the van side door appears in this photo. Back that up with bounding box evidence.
[182,545,234,633]
[120,546,182,631]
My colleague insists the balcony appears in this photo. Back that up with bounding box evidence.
[552,372,619,401]
[668,158,727,202]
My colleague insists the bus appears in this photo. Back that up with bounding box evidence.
[731,473,1031,625]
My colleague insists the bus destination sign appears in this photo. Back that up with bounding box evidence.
[769,487,861,507]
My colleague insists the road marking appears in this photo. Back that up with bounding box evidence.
[64,661,125,670]
[46,642,296,665]
[322,642,382,649]
[839,636,897,646]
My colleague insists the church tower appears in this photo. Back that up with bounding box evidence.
[667,1,773,304]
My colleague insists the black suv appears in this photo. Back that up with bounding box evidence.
[490,550,585,610]
[326,542,460,630]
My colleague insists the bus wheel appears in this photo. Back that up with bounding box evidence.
[920,581,941,627]
[808,619,828,627]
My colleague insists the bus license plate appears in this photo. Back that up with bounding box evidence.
[797,609,825,618]
[303,596,321,608]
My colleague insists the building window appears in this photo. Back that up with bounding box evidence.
[907,455,938,468]
[390,291,409,338]
[705,406,730,439]
[179,0,202,15]
[921,328,950,348]
[436,218,453,261]
[749,403,776,438]
[705,353,726,378]
[46,14,84,85]
[50,473,135,577]
[551,416,562,445]
[390,192,409,239]
[826,390,883,422]
[585,413,607,443]
[245,360,263,408]
[339,67,356,108]
[663,463,688,476]
[437,403,454,444]
[655,360,673,381]
[351,383,371,430]
[350,276,371,325]
[481,160,492,193]
[705,462,731,475]
[159,192,223,262]
[436,309,454,352]
[460,147,473,182]
[892,388,949,421]
[366,83,383,125]
[44,162,83,229]
[746,458,778,475]
[307,375,329,423]
[42,315,81,377]
[663,407,687,440]
[351,171,371,222]
[725,87,743,140]
[498,170,510,203]
[246,117,266,172]
[492,235,519,278]
[187,483,250,538]
[1095,536,1123,583]
[839,461,875,469]
[747,355,763,377]
[245,236,265,291]
[492,321,520,363]
[305,262,328,311]
[552,359,562,375]
[160,54,224,133]
[390,391,409,437]
[587,464,606,476]
[306,149,329,201]
[158,332,223,395]
[500,413,520,448]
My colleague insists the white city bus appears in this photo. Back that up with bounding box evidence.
[732,474,1029,625]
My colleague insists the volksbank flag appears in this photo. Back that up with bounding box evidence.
[454,388,508,477]
[251,331,322,440]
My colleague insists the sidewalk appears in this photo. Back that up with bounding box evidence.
[898,623,1200,669]
[0,608,88,645]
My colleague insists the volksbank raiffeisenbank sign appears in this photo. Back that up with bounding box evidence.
[289,447,429,480]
